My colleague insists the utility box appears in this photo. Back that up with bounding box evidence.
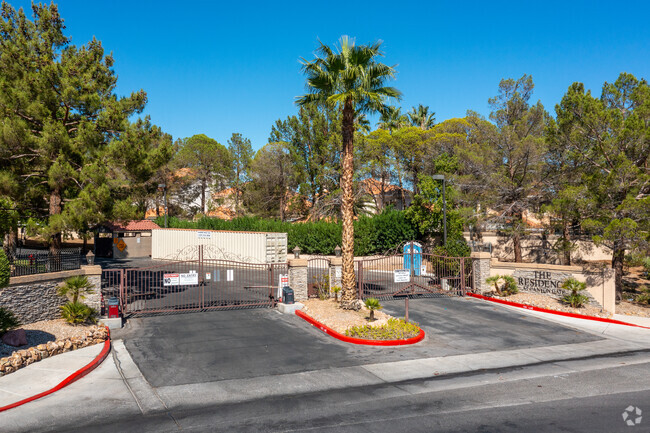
[107,297,120,318]
[282,287,295,305]
[403,242,423,276]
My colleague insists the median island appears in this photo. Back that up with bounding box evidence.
[295,298,425,346]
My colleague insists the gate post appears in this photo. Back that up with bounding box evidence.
[471,252,491,294]
[288,258,308,301]
[329,257,342,290]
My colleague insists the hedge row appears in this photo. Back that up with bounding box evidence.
[156,209,422,256]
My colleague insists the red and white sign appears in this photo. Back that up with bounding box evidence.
[163,273,180,286]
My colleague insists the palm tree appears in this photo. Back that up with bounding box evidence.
[377,106,408,133]
[297,36,401,310]
[408,104,436,130]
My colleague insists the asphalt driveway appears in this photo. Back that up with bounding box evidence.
[113,296,601,388]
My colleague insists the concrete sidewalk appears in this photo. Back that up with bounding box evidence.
[0,343,104,408]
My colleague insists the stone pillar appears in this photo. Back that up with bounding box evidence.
[602,267,616,315]
[288,258,308,301]
[82,265,103,314]
[329,257,342,290]
[471,252,491,294]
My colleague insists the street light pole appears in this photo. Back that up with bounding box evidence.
[432,175,447,246]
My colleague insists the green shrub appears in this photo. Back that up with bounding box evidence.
[635,286,650,305]
[312,272,330,300]
[58,275,94,303]
[560,277,589,308]
[0,249,9,288]
[60,302,96,325]
[485,275,518,296]
[0,307,19,335]
[643,258,650,277]
[345,318,421,340]
[364,297,382,321]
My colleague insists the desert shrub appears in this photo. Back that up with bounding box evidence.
[312,271,330,300]
[0,249,9,288]
[0,307,19,335]
[345,318,420,340]
[635,286,650,305]
[364,297,382,321]
[485,275,518,296]
[560,277,589,308]
[431,237,471,258]
[58,275,94,303]
[60,302,96,325]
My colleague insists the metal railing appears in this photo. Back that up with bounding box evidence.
[9,248,82,277]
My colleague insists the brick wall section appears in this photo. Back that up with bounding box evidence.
[2,266,102,324]
[288,259,308,301]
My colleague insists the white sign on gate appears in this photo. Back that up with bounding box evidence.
[197,231,211,240]
[227,269,234,281]
[394,269,410,283]
[163,273,180,286]
[179,272,199,285]
[277,274,289,300]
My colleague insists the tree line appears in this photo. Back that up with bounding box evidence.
[0,5,648,298]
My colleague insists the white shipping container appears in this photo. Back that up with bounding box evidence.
[152,228,287,263]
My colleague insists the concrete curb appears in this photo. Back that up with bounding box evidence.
[295,309,425,346]
[467,293,650,330]
[0,327,112,413]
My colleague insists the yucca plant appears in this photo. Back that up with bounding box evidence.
[485,275,518,296]
[560,277,589,308]
[0,307,19,335]
[58,275,94,303]
[332,285,341,302]
[364,297,383,321]
[61,302,96,325]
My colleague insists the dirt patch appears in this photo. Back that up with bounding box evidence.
[301,299,395,334]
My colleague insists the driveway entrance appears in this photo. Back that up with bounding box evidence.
[113,296,601,388]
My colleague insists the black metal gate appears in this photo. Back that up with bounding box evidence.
[358,247,472,300]
[307,257,331,298]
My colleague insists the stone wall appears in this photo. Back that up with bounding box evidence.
[288,259,308,301]
[1,266,102,324]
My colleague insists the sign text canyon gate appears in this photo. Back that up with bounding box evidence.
[101,257,287,315]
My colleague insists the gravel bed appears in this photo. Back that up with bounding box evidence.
[0,319,96,357]
[301,299,394,334]
[490,292,650,319]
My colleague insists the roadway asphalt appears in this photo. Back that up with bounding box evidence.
[113,297,600,387]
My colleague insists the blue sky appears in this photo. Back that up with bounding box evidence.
[9,0,650,150]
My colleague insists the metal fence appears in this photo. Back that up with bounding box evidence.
[357,252,472,300]
[9,248,82,277]
[101,256,287,315]
[307,257,331,298]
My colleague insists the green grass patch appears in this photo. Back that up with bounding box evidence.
[344,318,421,340]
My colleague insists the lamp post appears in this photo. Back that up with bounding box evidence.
[158,183,168,228]
[432,175,446,246]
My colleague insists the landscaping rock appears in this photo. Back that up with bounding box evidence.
[2,329,28,347]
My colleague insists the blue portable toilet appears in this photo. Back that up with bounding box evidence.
[403,242,422,276]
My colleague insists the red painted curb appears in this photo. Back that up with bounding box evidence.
[467,293,650,330]
[0,327,112,413]
[295,309,425,346]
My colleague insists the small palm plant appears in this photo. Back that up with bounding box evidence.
[58,275,94,303]
[364,298,382,321]
[0,307,19,335]
[332,285,341,302]
[485,275,518,296]
[560,277,589,308]
[60,302,96,325]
